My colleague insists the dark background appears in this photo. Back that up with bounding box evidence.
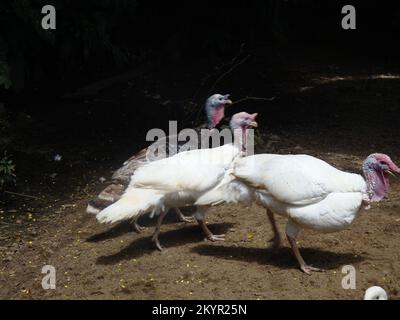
[1,0,400,95]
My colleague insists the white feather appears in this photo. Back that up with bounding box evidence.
[96,143,241,224]
[96,188,164,224]
[197,153,368,234]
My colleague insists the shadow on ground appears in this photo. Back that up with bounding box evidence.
[96,222,235,264]
[191,244,366,271]
[87,210,196,243]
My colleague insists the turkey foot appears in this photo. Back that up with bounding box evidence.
[131,219,145,233]
[207,234,226,242]
[196,219,225,242]
[152,233,166,252]
[268,234,281,249]
[175,208,195,223]
[287,233,323,274]
[301,264,324,275]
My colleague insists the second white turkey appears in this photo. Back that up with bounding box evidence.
[195,153,400,273]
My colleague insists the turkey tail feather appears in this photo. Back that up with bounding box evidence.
[96,187,163,224]
[86,183,126,214]
[87,147,152,217]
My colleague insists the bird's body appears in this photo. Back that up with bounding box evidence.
[96,112,258,250]
[196,153,400,273]
[235,154,367,235]
[87,94,232,229]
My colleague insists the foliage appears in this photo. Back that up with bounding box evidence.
[0,152,16,188]
[0,103,9,131]
[0,103,12,149]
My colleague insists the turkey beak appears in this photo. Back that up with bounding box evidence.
[224,99,233,107]
[249,121,258,128]
[387,169,400,178]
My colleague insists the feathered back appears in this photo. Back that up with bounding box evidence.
[233,154,366,206]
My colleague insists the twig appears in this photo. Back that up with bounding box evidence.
[0,222,15,226]
[207,54,251,96]
[231,96,276,105]
[192,43,247,101]
[3,190,42,201]
[190,44,249,126]
[192,55,252,126]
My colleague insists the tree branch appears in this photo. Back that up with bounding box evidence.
[231,96,276,105]
[3,190,42,200]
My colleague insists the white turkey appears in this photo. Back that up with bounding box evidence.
[195,153,400,273]
[86,94,232,231]
[96,112,258,250]
[364,286,388,300]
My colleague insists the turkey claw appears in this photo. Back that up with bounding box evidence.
[179,215,195,223]
[131,221,145,233]
[207,234,226,242]
[301,265,324,274]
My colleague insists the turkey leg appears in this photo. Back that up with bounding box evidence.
[266,209,281,248]
[175,208,195,223]
[286,233,324,274]
[195,207,225,241]
[131,217,145,233]
[152,210,168,251]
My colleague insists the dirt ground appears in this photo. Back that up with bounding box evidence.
[1,45,400,299]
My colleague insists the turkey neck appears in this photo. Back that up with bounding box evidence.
[362,165,388,202]
[209,106,225,129]
[233,127,250,154]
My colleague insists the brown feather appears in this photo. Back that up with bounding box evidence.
[86,147,151,214]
